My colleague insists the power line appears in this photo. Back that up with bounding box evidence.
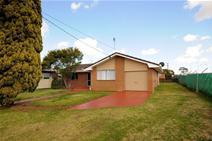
[43,16,108,56]
[43,12,115,50]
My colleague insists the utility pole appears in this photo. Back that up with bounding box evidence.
[167,62,169,70]
[113,37,116,50]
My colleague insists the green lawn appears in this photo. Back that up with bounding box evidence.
[15,89,68,101]
[0,83,211,141]
[31,91,109,106]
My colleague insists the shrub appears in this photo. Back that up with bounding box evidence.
[0,0,42,106]
[51,78,65,89]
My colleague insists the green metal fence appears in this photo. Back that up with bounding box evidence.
[177,73,212,96]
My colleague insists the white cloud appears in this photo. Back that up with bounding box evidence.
[41,20,49,37]
[141,48,159,56]
[183,34,198,42]
[174,44,212,73]
[71,0,98,11]
[73,37,104,63]
[84,0,98,9]
[57,41,70,49]
[207,46,212,52]
[199,57,208,63]
[175,44,205,64]
[183,34,211,42]
[184,0,201,9]
[200,35,211,41]
[185,44,203,57]
[71,2,82,11]
[185,0,212,21]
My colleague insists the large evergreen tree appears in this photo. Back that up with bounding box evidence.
[0,0,42,106]
[42,48,83,88]
[42,48,83,72]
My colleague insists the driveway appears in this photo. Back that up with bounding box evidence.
[72,91,150,110]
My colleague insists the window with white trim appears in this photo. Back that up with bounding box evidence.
[97,70,115,80]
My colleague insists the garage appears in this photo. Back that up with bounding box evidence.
[87,52,162,92]
[125,71,148,91]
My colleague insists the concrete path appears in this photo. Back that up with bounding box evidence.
[72,91,150,110]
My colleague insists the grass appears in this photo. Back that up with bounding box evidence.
[0,83,211,141]
[15,89,68,101]
[31,91,109,106]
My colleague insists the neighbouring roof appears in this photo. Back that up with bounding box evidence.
[42,65,92,73]
[42,69,56,73]
[85,52,163,73]
[75,64,93,72]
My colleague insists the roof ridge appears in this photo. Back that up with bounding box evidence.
[113,52,159,65]
[84,52,161,71]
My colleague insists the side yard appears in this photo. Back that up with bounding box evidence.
[0,83,211,141]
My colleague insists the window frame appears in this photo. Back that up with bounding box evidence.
[97,70,116,80]
[70,73,78,80]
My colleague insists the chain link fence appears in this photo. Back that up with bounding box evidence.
[177,73,212,97]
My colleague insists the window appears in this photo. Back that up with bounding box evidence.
[97,70,115,80]
[43,73,50,79]
[70,73,78,80]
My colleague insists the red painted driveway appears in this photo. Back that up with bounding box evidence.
[72,91,150,110]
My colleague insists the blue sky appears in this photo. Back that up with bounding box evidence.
[41,0,212,73]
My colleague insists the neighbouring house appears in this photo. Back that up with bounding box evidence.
[67,52,162,93]
[64,64,92,90]
[37,69,57,89]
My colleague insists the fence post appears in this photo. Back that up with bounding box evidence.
[196,73,199,93]
[196,68,208,93]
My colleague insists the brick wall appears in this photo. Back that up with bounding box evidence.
[66,72,89,89]
[91,56,125,91]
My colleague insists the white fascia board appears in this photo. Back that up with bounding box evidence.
[84,67,92,71]
[151,67,163,73]
[76,70,90,72]
[148,63,160,68]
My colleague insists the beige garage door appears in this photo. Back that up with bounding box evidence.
[125,71,148,91]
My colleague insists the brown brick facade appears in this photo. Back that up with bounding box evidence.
[66,72,89,89]
[115,56,125,91]
[91,56,125,91]
[147,69,154,92]
[90,56,159,93]
[147,69,159,93]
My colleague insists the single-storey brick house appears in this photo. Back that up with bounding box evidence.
[67,52,162,93]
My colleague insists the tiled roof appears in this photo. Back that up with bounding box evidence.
[75,64,93,72]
